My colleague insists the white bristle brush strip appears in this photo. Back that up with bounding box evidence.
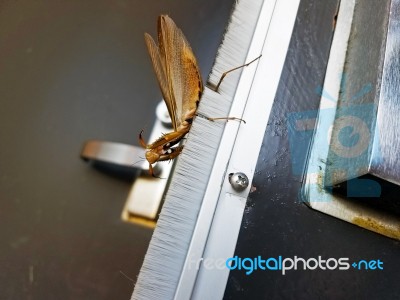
[132,0,265,299]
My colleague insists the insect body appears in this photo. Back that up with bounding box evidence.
[140,15,256,176]
[139,15,203,176]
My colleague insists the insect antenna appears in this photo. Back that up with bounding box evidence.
[131,157,145,168]
[119,270,134,284]
[207,54,262,92]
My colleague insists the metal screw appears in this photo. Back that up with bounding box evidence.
[229,172,249,191]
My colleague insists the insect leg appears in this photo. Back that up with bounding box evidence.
[148,146,184,178]
[139,130,147,148]
[162,136,183,149]
[148,163,164,179]
[148,163,155,177]
[158,146,184,162]
[196,113,246,124]
[146,129,189,149]
[207,54,262,92]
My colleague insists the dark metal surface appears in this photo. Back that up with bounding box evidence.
[225,0,400,299]
[0,1,234,299]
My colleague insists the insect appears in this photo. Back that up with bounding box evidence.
[140,15,259,176]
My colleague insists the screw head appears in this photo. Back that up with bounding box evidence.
[229,172,249,191]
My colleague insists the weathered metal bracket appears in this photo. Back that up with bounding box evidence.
[302,0,400,240]
[80,101,174,227]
